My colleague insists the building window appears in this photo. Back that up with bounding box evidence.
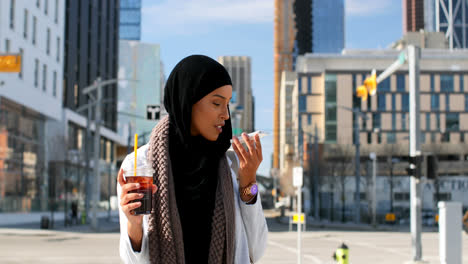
[54,0,58,23]
[461,133,465,143]
[5,39,10,52]
[402,93,409,111]
[387,132,396,143]
[430,74,435,92]
[446,113,459,131]
[299,95,306,112]
[18,48,23,79]
[325,74,337,143]
[460,75,464,92]
[431,94,439,110]
[397,74,405,92]
[426,113,431,130]
[367,132,372,144]
[10,0,15,29]
[378,94,386,110]
[465,95,468,112]
[394,192,410,201]
[298,76,302,93]
[402,113,406,130]
[420,132,425,143]
[441,132,450,142]
[36,0,40,8]
[445,95,450,112]
[392,113,396,129]
[308,114,312,125]
[307,76,311,93]
[378,77,390,92]
[391,94,396,110]
[436,113,440,130]
[431,133,436,143]
[23,9,28,39]
[56,37,60,62]
[435,193,452,201]
[373,113,381,129]
[34,59,39,87]
[440,74,454,92]
[46,28,50,55]
[53,71,57,97]
[42,64,47,91]
[32,16,37,45]
[44,0,48,15]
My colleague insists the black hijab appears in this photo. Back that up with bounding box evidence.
[163,55,233,263]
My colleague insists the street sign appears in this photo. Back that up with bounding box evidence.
[293,166,303,187]
[0,54,21,72]
[146,105,160,120]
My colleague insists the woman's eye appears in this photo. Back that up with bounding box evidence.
[213,103,220,106]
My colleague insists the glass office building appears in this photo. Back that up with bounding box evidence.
[120,0,142,40]
[312,0,345,53]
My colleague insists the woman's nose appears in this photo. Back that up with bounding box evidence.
[221,108,229,120]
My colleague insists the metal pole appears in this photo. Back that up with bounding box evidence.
[408,45,422,261]
[371,153,377,227]
[85,105,91,222]
[297,132,303,264]
[354,111,361,223]
[91,78,102,230]
[313,125,319,221]
[108,163,111,221]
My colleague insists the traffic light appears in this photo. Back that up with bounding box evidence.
[406,155,422,178]
[0,54,21,72]
[427,155,438,180]
[356,71,377,101]
[364,72,377,96]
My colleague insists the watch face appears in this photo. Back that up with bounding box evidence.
[250,184,258,195]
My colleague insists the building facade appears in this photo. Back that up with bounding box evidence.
[311,0,345,53]
[435,0,468,49]
[403,0,425,33]
[117,41,162,151]
[62,0,121,210]
[284,49,468,216]
[0,0,65,212]
[119,0,141,41]
[218,56,254,135]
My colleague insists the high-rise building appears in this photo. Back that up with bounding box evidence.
[435,0,468,49]
[274,0,345,169]
[218,56,254,135]
[311,0,345,53]
[403,0,425,33]
[120,0,141,41]
[274,0,296,169]
[117,41,162,148]
[62,0,121,207]
[0,0,66,212]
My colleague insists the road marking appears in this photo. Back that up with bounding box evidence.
[267,240,322,264]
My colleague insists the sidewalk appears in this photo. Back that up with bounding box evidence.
[0,210,120,233]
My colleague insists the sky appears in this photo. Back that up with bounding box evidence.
[140,0,403,176]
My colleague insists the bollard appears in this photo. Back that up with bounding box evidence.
[333,243,349,264]
[438,202,462,264]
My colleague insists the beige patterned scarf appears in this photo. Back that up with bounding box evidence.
[147,116,235,264]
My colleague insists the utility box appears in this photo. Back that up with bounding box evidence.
[438,202,462,264]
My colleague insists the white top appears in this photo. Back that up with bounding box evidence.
[118,144,268,263]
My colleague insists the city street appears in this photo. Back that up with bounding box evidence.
[1,219,467,264]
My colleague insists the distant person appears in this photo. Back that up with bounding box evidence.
[70,201,78,225]
[117,55,268,263]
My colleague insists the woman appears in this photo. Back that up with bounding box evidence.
[117,55,268,264]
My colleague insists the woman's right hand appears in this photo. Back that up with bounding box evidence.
[117,168,157,226]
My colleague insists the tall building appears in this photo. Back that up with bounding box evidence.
[289,49,468,214]
[435,0,468,49]
[62,0,121,206]
[218,56,254,135]
[117,41,162,150]
[311,0,345,53]
[403,0,425,33]
[0,0,65,212]
[274,0,345,169]
[274,0,296,169]
[120,0,141,41]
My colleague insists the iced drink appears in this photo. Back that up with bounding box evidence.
[124,168,153,215]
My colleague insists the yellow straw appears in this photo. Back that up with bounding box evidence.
[134,133,138,176]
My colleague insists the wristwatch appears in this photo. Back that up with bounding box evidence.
[240,182,258,203]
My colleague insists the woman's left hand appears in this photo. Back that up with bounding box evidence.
[232,133,263,188]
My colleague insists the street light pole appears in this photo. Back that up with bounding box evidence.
[91,77,102,230]
[408,45,422,261]
[313,125,319,221]
[354,110,361,224]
